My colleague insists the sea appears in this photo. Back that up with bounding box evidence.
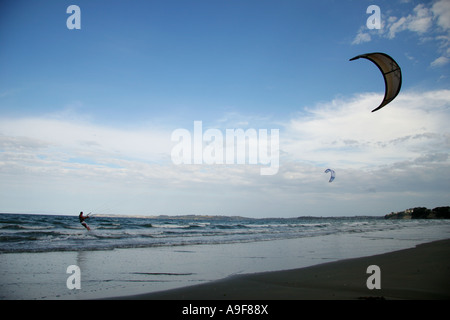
[0,213,432,254]
[0,213,449,299]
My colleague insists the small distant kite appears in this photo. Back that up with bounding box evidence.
[324,169,335,183]
[349,52,402,112]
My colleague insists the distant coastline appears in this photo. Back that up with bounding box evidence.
[385,206,450,219]
[92,214,250,220]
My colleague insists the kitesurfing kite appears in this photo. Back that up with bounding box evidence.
[349,52,402,112]
[324,169,335,183]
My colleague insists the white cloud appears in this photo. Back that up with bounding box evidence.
[353,1,450,68]
[408,4,433,33]
[431,55,450,67]
[0,117,172,164]
[271,90,449,215]
[352,27,371,45]
[1,90,449,217]
[385,4,433,38]
[282,90,450,169]
[432,0,450,31]
[387,16,407,39]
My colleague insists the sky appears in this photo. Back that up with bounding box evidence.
[0,0,449,218]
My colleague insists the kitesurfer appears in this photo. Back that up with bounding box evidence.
[79,211,91,231]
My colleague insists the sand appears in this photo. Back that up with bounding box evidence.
[116,239,450,300]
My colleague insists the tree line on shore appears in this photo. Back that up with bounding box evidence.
[385,206,450,219]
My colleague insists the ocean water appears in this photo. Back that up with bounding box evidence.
[0,213,449,299]
[3,213,449,253]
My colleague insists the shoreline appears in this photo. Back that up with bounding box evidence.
[114,238,450,300]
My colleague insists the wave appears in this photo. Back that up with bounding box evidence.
[1,213,448,253]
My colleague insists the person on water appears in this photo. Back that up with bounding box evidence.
[79,211,91,231]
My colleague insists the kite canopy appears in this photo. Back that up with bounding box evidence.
[324,169,335,183]
[350,52,402,112]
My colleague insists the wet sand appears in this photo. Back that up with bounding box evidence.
[116,239,450,300]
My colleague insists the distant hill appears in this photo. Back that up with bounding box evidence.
[92,214,249,220]
[385,206,450,219]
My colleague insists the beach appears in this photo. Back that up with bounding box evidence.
[118,239,450,300]
[1,214,449,300]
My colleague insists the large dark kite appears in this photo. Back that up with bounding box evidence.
[350,52,402,112]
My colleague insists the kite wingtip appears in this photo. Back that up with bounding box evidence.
[371,106,383,112]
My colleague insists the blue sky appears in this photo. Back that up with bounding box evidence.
[0,0,449,217]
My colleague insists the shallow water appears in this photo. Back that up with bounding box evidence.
[1,213,447,253]
[0,214,449,299]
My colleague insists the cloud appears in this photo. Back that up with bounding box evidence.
[384,4,433,39]
[353,1,450,67]
[351,3,434,42]
[432,0,450,31]
[431,55,450,67]
[282,90,449,168]
[0,116,172,163]
[352,27,371,45]
[276,90,449,212]
[275,89,450,212]
[406,4,433,34]
[1,90,449,216]
[0,115,270,192]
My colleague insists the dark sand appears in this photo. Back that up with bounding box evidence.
[116,239,450,300]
